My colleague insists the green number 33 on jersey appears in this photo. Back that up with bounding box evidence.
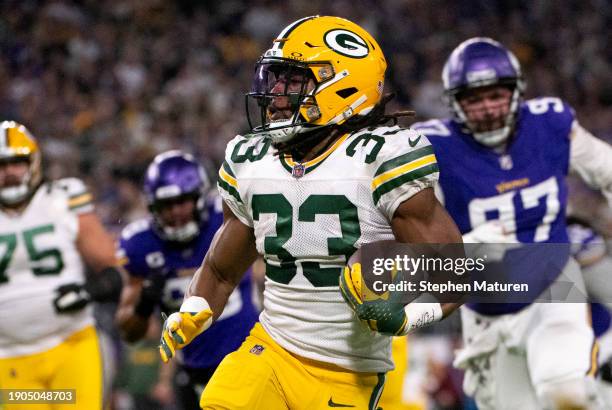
[252,194,360,287]
[0,224,65,283]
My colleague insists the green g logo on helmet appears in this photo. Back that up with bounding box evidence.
[324,29,370,58]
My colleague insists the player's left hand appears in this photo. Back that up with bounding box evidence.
[53,283,91,313]
[339,263,408,336]
[134,271,167,318]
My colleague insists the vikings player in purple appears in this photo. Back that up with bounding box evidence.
[115,151,258,410]
[412,38,612,409]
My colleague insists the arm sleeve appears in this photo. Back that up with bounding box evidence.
[569,120,612,206]
[372,129,440,220]
[217,137,254,227]
[57,177,95,214]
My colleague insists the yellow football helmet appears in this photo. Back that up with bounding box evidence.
[246,15,387,144]
[0,121,42,206]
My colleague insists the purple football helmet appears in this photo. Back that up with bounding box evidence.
[144,150,211,242]
[442,37,525,147]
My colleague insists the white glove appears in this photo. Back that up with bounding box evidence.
[463,221,518,262]
[462,221,515,243]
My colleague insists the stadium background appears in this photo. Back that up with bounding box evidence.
[1,0,610,409]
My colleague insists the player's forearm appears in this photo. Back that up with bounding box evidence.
[392,191,463,244]
[392,191,465,322]
[422,200,463,244]
[115,279,157,343]
[186,263,237,321]
[185,208,259,319]
[424,208,465,318]
[77,213,119,272]
[116,307,149,343]
[441,302,461,318]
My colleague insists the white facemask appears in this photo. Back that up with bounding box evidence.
[161,221,200,242]
[0,183,29,205]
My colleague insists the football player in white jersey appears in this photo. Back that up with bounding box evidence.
[0,121,123,410]
[158,16,463,410]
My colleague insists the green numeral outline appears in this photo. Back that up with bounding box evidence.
[299,195,361,287]
[0,224,65,283]
[252,194,297,284]
[231,139,271,163]
[0,234,17,283]
[23,224,65,276]
[345,133,385,164]
[253,194,361,287]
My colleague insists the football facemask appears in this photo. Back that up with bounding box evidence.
[150,194,202,243]
[144,150,210,243]
[0,121,42,206]
[246,61,319,144]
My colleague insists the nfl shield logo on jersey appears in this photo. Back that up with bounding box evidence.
[292,163,305,179]
[499,154,513,170]
[249,344,265,355]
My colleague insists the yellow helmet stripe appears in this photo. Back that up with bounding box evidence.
[0,121,38,156]
[7,127,37,155]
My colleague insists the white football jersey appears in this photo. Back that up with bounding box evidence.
[0,178,95,357]
[218,125,438,372]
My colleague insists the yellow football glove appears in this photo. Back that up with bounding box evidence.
[159,296,213,363]
[339,262,408,336]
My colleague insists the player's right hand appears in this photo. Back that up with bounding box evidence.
[159,296,213,363]
[53,283,91,313]
[340,262,408,336]
[462,221,520,262]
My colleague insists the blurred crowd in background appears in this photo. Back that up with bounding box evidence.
[0,0,610,232]
[0,1,610,408]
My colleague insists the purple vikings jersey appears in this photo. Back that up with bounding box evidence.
[413,97,575,315]
[119,198,259,368]
[590,303,610,338]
